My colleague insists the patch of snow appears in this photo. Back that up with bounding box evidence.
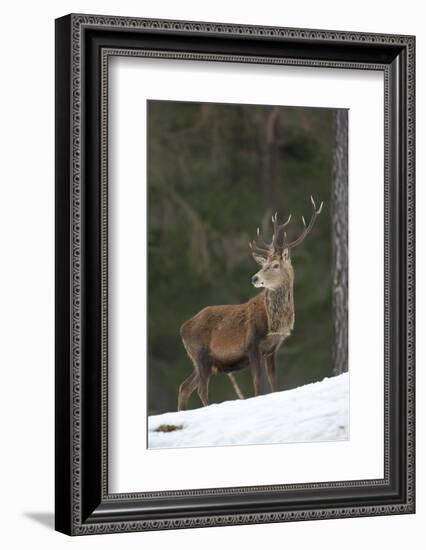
[148,373,349,449]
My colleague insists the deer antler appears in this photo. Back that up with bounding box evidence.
[250,198,323,258]
[249,212,292,257]
[283,196,323,250]
[271,212,292,250]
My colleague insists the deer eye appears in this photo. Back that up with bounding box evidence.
[273,263,279,269]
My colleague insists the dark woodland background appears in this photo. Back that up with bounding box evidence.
[147,100,343,415]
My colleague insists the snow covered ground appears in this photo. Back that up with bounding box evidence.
[148,373,349,449]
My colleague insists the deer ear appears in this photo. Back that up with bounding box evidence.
[282,248,290,260]
[252,253,267,266]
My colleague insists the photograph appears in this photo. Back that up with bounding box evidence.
[146,99,349,449]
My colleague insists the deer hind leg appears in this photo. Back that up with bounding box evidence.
[227,373,244,399]
[265,354,277,393]
[177,371,198,411]
[180,337,211,408]
[196,360,211,407]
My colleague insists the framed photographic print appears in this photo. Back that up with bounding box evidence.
[55,14,415,535]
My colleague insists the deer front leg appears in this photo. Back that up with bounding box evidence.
[265,354,277,393]
[248,348,263,396]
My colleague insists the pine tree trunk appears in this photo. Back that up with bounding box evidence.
[261,106,281,212]
[332,110,349,375]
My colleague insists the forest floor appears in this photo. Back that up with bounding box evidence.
[148,373,349,449]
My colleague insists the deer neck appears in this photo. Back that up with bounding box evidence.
[265,283,294,336]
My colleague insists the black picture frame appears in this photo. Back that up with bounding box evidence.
[55,13,415,535]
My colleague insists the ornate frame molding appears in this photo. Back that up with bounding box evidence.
[55,14,415,536]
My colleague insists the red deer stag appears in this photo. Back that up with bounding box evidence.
[177,196,323,411]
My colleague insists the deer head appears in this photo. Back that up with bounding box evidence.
[249,196,323,290]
